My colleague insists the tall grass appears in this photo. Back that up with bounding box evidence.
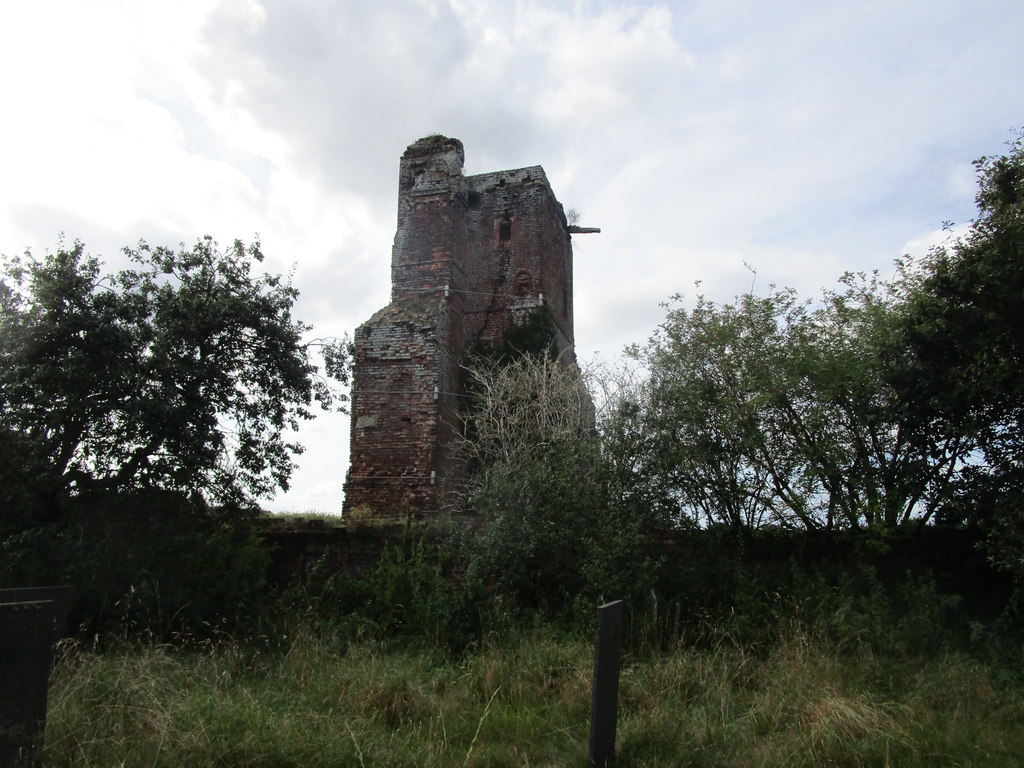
[44,622,1024,767]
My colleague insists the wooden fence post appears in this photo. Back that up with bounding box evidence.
[589,600,624,768]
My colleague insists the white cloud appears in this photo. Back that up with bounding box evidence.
[3,0,1023,510]
[515,3,693,126]
[945,162,980,205]
[899,223,972,264]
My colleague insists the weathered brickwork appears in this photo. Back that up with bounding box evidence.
[343,136,578,518]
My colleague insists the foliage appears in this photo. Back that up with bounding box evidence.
[458,351,656,621]
[891,131,1024,572]
[0,489,271,639]
[459,351,593,470]
[0,236,350,519]
[623,272,971,531]
[491,305,560,363]
[279,529,481,654]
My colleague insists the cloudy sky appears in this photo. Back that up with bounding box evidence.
[2,0,1021,512]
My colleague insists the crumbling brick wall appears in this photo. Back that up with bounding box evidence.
[343,136,578,518]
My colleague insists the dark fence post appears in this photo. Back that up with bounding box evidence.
[589,600,624,768]
[0,587,73,767]
[0,601,56,767]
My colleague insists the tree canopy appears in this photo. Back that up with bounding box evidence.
[604,132,1024,540]
[619,271,972,532]
[0,236,348,522]
[889,131,1024,564]
[455,345,655,617]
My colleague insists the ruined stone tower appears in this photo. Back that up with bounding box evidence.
[343,136,580,518]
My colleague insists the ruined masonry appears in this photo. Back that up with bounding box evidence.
[343,135,586,518]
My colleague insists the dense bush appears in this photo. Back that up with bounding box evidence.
[0,490,270,640]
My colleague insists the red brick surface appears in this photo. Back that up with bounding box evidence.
[343,137,577,518]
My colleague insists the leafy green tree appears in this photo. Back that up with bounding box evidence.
[892,133,1024,565]
[0,236,348,523]
[590,358,683,530]
[628,272,970,531]
[618,290,790,530]
[457,352,655,619]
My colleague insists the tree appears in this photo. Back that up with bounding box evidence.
[456,351,655,618]
[618,291,789,530]
[627,272,970,531]
[891,132,1024,564]
[0,236,348,522]
[459,351,594,471]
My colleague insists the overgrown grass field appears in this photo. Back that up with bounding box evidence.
[44,620,1024,767]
